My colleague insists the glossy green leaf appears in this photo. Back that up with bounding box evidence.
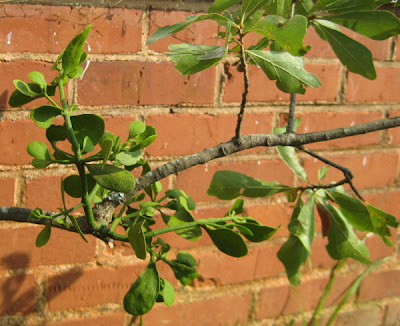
[367,204,399,246]
[277,198,307,285]
[324,11,400,40]
[124,262,160,316]
[312,0,379,14]
[247,50,321,93]
[161,206,202,241]
[62,25,92,77]
[69,113,105,149]
[165,259,199,286]
[147,14,228,45]
[46,125,68,146]
[8,85,56,107]
[30,105,61,129]
[35,224,51,247]
[313,21,376,80]
[13,80,41,97]
[116,151,141,166]
[203,225,248,257]
[28,71,47,91]
[208,0,240,13]
[128,220,147,260]
[87,164,135,193]
[207,170,289,200]
[129,121,146,139]
[264,0,292,17]
[167,43,225,75]
[27,141,51,160]
[321,199,371,263]
[288,196,315,254]
[227,198,244,215]
[166,189,196,210]
[235,221,279,242]
[63,174,96,198]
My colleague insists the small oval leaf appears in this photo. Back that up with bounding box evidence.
[203,226,248,257]
[35,224,51,247]
[27,141,51,160]
[30,105,61,129]
[87,164,135,193]
[127,221,147,260]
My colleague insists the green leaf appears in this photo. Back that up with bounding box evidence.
[241,0,269,21]
[62,25,92,77]
[69,114,105,149]
[129,121,146,139]
[27,141,51,160]
[277,198,307,285]
[176,251,198,267]
[247,50,321,93]
[35,224,51,247]
[167,43,225,75]
[264,0,292,18]
[320,199,371,263]
[367,204,399,246]
[324,11,400,41]
[46,125,68,146]
[313,21,376,80]
[227,198,244,215]
[312,0,379,14]
[87,164,135,193]
[203,225,248,257]
[294,0,314,15]
[318,166,329,182]
[13,80,42,97]
[235,221,279,242]
[165,259,199,286]
[30,105,61,129]
[159,279,175,307]
[100,138,113,168]
[28,71,47,91]
[166,189,196,210]
[288,196,315,254]
[31,158,52,168]
[116,151,142,166]
[8,85,56,107]
[63,174,96,198]
[124,262,160,316]
[276,145,308,182]
[208,0,241,13]
[207,170,289,200]
[147,14,228,45]
[134,126,157,149]
[128,220,147,260]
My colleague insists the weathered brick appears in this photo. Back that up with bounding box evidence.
[286,111,383,150]
[46,313,126,326]
[0,178,15,206]
[303,152,399,189]
[358,270,400,302]
[223,63,339,103]
[78,61,216,106]
[318,306,382,326]
[146,112,273,157]
[383,302,400,326]
[0,226,96,270]
[0,273,35,315]
[346,66,400,103]
[387,110,400,145]
[141,293,251,326]
[176,160,294,203]
[1,60,59,109]
[0,5,142,54]
[148,10,221,53]
[47,264,146,310]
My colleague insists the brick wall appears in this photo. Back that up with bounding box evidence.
[0,1,399,325]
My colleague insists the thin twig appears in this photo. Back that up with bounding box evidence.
[235,32,249,141]
[299,146,365,201]
[286,93,297,133]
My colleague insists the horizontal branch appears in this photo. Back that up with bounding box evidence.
[133,115,400,194]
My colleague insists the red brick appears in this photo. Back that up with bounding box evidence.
[223,63,339,103]
[346,66,400,103]
[0,5,142,54]
[47,264,145,310]
[288,111,383,150]
[318,306,381,326]
[364,192,400,218]
[303,152,399,189]
[366,234,395,260]
[148,10,221,53]
[1,60,59,109]
[146,112,273,157]
[347,31,390,61]
[195,244,283,286]
[46,313,126,326]
[387,110,400,145]
[0,119,48,165]
[358,270,400,302]
[383,302,400,326]
[0,178,15,206]
[176,160,295,203]
[25,175,80,212]
[395,36,400,61]
[308,237,337,270]
[141,294,251,326]
[305,28,336,58]
[0,226,96,270]
[0,273,35,315]
[256,274,357,319]
[78,61,216,106]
